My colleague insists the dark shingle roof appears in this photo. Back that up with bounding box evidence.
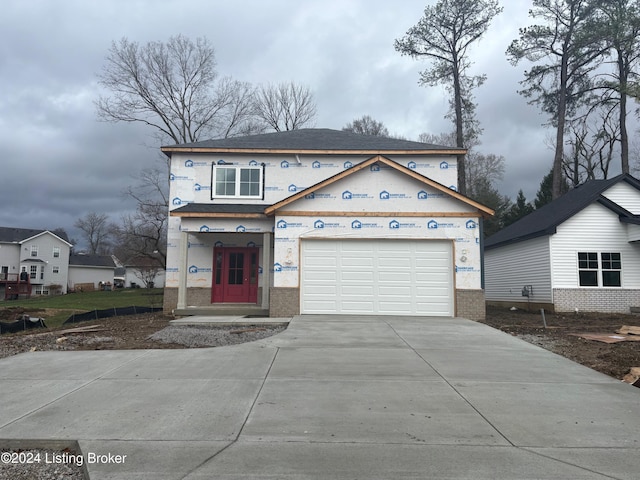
[0,227,45,243]
[69,254,116,268]
[485,174,640,250]
[0,227,70,243]
[162,128,463,153]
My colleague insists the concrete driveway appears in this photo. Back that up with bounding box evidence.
[1,315,639,479]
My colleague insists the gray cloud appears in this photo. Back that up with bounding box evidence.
[1,0,612,245]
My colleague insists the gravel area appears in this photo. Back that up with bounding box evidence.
[148,324,287,347]
[0,448,85,479]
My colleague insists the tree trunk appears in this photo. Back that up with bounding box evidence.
[619,52,629,174]
[452,61,466,195]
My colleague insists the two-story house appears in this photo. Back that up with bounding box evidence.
[0,227,72,296]
[162,129,493,320]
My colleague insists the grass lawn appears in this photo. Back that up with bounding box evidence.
[0,288,164,329]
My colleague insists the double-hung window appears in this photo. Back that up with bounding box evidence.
[212,165,264,199]
[578,252,621,287]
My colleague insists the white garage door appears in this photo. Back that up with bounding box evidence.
[300,239,454,316]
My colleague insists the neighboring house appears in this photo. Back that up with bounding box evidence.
[121,256,166,288]
[162,128,493,319]
[484,174,640,313]
[68,254,118,290]
[0,227,72,296]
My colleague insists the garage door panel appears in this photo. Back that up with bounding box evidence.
[301,239,453,316]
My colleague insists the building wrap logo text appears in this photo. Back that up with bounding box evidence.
[380,191,411,200]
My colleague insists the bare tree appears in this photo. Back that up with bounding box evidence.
[562,110,618,184]
[507,0,605,199]
[74,212,114,255]
[342,115,390,136]
[395,0,503,195]
[594,0,640,174]
[253,81,317,131]
[96,35,257,144]
[113,167,168,269]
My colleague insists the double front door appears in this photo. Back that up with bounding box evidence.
[211,247,259,303]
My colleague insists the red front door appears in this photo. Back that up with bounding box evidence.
[212,247,259,303]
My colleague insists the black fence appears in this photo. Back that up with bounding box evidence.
[63,306,163,325]
[0,316,47,334]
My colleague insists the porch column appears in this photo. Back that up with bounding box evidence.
[262,232,271,310]
[177,231,188,310]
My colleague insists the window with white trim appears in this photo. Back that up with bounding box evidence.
[211,165,263,199]
[578,252,621,287]
[30,265,37,280]
[52,266,60,274]
[31,245,38,257]
[53,246,60,258]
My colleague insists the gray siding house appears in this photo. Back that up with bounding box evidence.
[0,227,72,296]
[484,174,640,313]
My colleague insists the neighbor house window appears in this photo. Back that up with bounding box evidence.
[30,265,37,280]
[601,252,622,287]
[30,245,38,257]
[578,252,621,287]
[52,266,60,274]
[211,165,263,199]
[53,246,60,258]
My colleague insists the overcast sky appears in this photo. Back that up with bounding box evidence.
[0,0,622,247]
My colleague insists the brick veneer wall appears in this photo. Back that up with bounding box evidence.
[269,287,300,317]
[163,288,177,313]
[554,288,640,313]
[456,289,486,321]
[162,287,210,313]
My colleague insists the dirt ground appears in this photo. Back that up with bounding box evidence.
[1,305,640,382]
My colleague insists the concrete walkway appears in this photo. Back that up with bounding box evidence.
[1,315,639,479]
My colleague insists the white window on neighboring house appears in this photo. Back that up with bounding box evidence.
[31,245,38,257]
[211,165,264,199]
[30,265,37,279]
[52,266,60,274]
[601,252,622,287]
[578,252,621,287]
[53,246,60,258]
[40,265,45,280]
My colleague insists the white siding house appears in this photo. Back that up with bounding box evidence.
[162,129,494,319]
[485,174,640,313]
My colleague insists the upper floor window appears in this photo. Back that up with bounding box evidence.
[578,252,621,287]
[211,165,263,199]
[30,245,38,257]
[53,246,60,258]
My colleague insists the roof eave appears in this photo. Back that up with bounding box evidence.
[161,147,467,156]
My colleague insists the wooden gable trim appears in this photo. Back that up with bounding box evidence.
[264,156,383,215]
[265,155,494,217]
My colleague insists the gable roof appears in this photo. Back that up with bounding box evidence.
[485,174,640,250]
[265,155,494,217]
[0,227,71,245]
[69,254,116,268]
[161,128,466,156]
